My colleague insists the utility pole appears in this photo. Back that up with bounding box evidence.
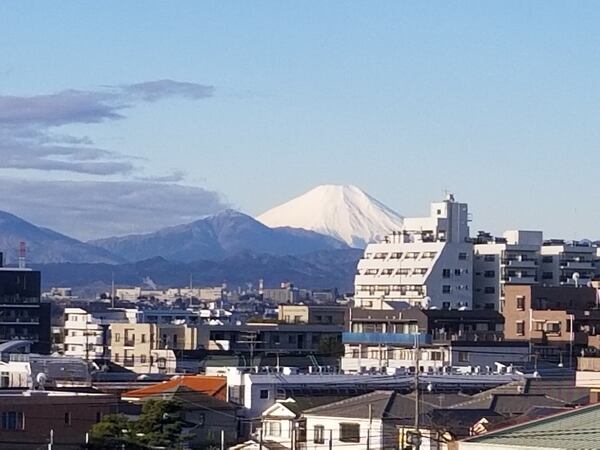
[259,425,264,450]
[328,428,333,450]
[413,333,421,450]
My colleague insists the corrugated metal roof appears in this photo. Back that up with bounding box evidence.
[462,403,600,449]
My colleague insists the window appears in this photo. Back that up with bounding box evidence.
[339,423,360,443]
[542,256,553,263]
[64,412,72,426]
[516,321,525,336]
[114,353,120,362]
[390,252,403,259]
[516,296,525,311]
[314,425,325,444]
[534,321,545,332]
[484,270,495,278]
[542,272,553,280]
[458,351,469,363]
[140,355,147,364]
[430,351,442,361]
[484,286,495,294]
[442,269,451,278]
[0,372,9,388]
[1,412,24,431]
[141,334,146,343]
[114,332,120,343]
[455,269,462,276]
[397,268,411,276]
[442,285,451,294]
[546,322,561,334]
[260,389,269,399]
[265,421,281,437]
[458,253,467,260]
[484,255,495,262]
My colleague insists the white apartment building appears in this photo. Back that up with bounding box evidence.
[354,194,473,310]
[540,240,597,287]
[63,307,138,360]
[473,230,543,311]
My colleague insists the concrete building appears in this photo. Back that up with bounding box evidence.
[354,194,473,310]
[0,266,50,354]
[278,304,347,325]
[341,307,525,374]
[0,390,118,449]
[109,322,200,374]
[63,307,137,360]
[473,230,543,311]
[540,240,597,287]
[503,285,600,361]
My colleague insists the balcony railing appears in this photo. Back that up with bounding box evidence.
[577,357,600,372]
[432,331,504,343]
[342,332,431,345]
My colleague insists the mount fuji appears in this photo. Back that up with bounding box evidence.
[257,184,404,248]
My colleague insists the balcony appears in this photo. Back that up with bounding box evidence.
[560,261,593,270]
[432,330,503,343]
[576,357,600,388]
[342,332,431,345]
[503,259,538,268]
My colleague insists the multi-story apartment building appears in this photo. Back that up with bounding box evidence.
[63,307,138,360]
[540,240,597,287]
[0,261,50,354]
[341,306,523,373]
[503,285,600,362]
[109,322,200,374]
[354,194,473,310]
[473,230,543,311]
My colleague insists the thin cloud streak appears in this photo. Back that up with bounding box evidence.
[0,178,229,240]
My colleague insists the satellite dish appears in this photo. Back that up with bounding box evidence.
[36,372,47,390]
[422,296,432,309]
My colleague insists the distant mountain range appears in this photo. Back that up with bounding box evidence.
[33,249,363,292]
[258,184,403,248]
[0,211,122,264]
[0,184,399,290]
[89,209,348,262]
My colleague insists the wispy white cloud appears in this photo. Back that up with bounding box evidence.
[0,80,214,175]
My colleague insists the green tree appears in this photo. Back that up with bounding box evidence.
[133,399,189,448]
[87,400,190,449]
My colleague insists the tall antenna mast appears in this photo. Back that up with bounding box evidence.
[18,241,26,269]
[111,272,115,308]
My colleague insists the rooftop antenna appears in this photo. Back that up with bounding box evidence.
[111,272,115,308]
[18,241,26,269]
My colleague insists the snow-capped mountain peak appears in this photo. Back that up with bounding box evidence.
[257,184,404,248]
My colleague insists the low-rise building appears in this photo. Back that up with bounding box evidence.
[278,304,347,325]
[109,322,200,373]
[0,390,118,449]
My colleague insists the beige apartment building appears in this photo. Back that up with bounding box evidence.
[109,323,201,374]
[277,304,347,325]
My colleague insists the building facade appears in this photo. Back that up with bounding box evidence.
[0,267,50,354]
[354,194,473,310]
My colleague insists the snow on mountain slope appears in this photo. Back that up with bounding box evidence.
[257,184,404,248]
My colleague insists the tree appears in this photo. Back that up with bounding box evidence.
[133,399,189,448]
[87,400,190,449]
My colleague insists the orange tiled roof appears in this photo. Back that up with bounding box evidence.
[123,375,227,400]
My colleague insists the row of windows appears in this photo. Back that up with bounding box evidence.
[442,268,469,278]
[366,252,438,261]
[361,268,430,276]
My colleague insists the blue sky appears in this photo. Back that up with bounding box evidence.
[1,1,600,239]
